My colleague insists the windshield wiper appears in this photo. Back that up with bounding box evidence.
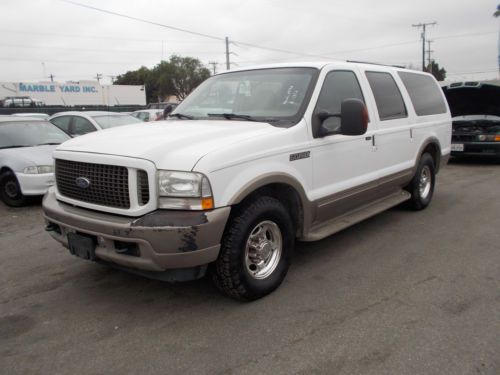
[0,145,30,149]
[168,113,194,120]
[207,113,260,122]
[35,142,60,146]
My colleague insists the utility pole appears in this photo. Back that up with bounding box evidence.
[225,36,230,70]
[427,40,434,74]
[49,74,55,83]
[412,22,437,71]
[208,61,218,75]
[42,62,47,80]
[95,73,102,83]
[108,75,116,84]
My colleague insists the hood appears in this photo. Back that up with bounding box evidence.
[56,119,281,170]
[443,83,500,117]
[0,145,58,170]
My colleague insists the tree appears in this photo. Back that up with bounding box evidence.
[114,56,210,103]
[426,61,446,81]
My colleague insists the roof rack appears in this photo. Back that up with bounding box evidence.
[346,60,406,69]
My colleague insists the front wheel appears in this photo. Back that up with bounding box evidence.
[406,153,435,210]
[212,196,294,301]
[0,172,28,207]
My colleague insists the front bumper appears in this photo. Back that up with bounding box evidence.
[451,142,500,157]
[16,172,55,195]
[43,188,231,273]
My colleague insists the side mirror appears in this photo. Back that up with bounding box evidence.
[316,99,368,137]
[339,98,368,136]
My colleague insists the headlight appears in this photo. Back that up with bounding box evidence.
[477,135,500,142]
[158,170,214,210]
[23,165,54,174]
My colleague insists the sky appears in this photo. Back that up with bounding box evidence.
[0,0,498,84]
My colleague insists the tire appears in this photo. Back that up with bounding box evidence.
[406,153,435,210]
[212,196,294,301]
[0,171,28,207]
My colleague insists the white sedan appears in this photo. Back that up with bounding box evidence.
[131,109,164,122]
[0,117,70,206]
[49,111,142,137]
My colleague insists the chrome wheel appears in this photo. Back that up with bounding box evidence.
[244,220,282,280]
[419,165,432,199]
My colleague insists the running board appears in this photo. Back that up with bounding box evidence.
[303,190,411,242]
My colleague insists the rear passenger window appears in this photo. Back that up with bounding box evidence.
[71,117,96,136]
[366,72,407,121]
[50,116,72,134]
[398,72,447,116]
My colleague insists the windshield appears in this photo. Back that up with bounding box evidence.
[0,121,70,149]
[172,67,318,126]
[91,114,142,129]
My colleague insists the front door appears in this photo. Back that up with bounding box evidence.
[310,69,378,224]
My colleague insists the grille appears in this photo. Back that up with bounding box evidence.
[137,170,150,205]
[452,134,476,142]
[55,159,130,209]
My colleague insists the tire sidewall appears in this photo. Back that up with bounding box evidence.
[412,153,435,208]
[0,172,26,207]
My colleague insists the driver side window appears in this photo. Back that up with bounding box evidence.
[314,70,365,134]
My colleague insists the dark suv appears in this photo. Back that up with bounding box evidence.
[443,81,500,158]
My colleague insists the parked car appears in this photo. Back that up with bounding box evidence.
[0,117,70,206]
[0,96,45,108]
[43,62,451,300]
[131,109,164,122]
[49,111,142,137]
[147,102,178,110]
[13,113,50,120]
[442,81,500,158]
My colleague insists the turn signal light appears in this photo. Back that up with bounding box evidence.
[201,197,214,210]
[495,135,500,142]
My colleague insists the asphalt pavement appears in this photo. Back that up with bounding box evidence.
[1,158,499,375]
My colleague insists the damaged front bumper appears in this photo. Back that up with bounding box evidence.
[42,188,230,280]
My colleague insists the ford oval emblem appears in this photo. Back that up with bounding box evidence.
[75,177,91,189]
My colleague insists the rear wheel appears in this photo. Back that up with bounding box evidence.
[212,196,294,301]
[406,153,435,210]
[0,171,28,207]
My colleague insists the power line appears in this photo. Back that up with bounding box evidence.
[59,0,334,60]
[60,0,225,41]
[0,42,223,55]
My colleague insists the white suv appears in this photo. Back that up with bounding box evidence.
[43,62,451,300]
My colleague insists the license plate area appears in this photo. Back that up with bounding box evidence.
[67,232,97,261]
[451,143,464,152]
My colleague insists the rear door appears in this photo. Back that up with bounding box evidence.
[363,70,414,176]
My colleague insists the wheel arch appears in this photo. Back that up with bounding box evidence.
[0,166,14,175]
[416,137,442,173]
[228,173,312,238]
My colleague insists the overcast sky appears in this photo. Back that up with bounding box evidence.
[0,0,498,84]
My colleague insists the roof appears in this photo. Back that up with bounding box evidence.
[0,116,46,123]
[50,111,129,117]
[224,61,428,75]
